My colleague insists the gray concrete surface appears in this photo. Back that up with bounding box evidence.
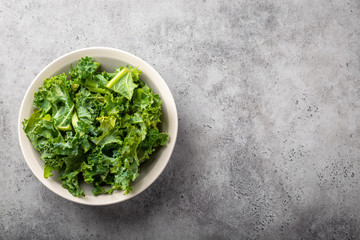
[1,0,360,239]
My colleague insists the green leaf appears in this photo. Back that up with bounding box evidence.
[59,170,85,197]
[103,93,126,117]
[85,74,108,94]
[96,116,117,133]
[138,128,168,162]
[74,88,102,126]
[44,164,54,178]
[40,74,75,131]
[69,57,100,82]
[33,91,52,116]
[106,68,138,100]
[22,110,63,151]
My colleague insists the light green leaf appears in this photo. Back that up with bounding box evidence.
[106,68,138,100]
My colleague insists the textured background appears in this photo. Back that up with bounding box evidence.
[1,0,360,239]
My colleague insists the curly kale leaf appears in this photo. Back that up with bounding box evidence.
[69,57,100,82]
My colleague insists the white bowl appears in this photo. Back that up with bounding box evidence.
[18,47,178,205]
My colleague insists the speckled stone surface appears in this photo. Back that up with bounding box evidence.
[1,0,360,239]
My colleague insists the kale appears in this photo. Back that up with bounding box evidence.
[23,57,168,197]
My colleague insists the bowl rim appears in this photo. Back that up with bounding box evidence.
[18,47,178,205]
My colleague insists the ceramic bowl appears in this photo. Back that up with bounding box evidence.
[18,47,178,205]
